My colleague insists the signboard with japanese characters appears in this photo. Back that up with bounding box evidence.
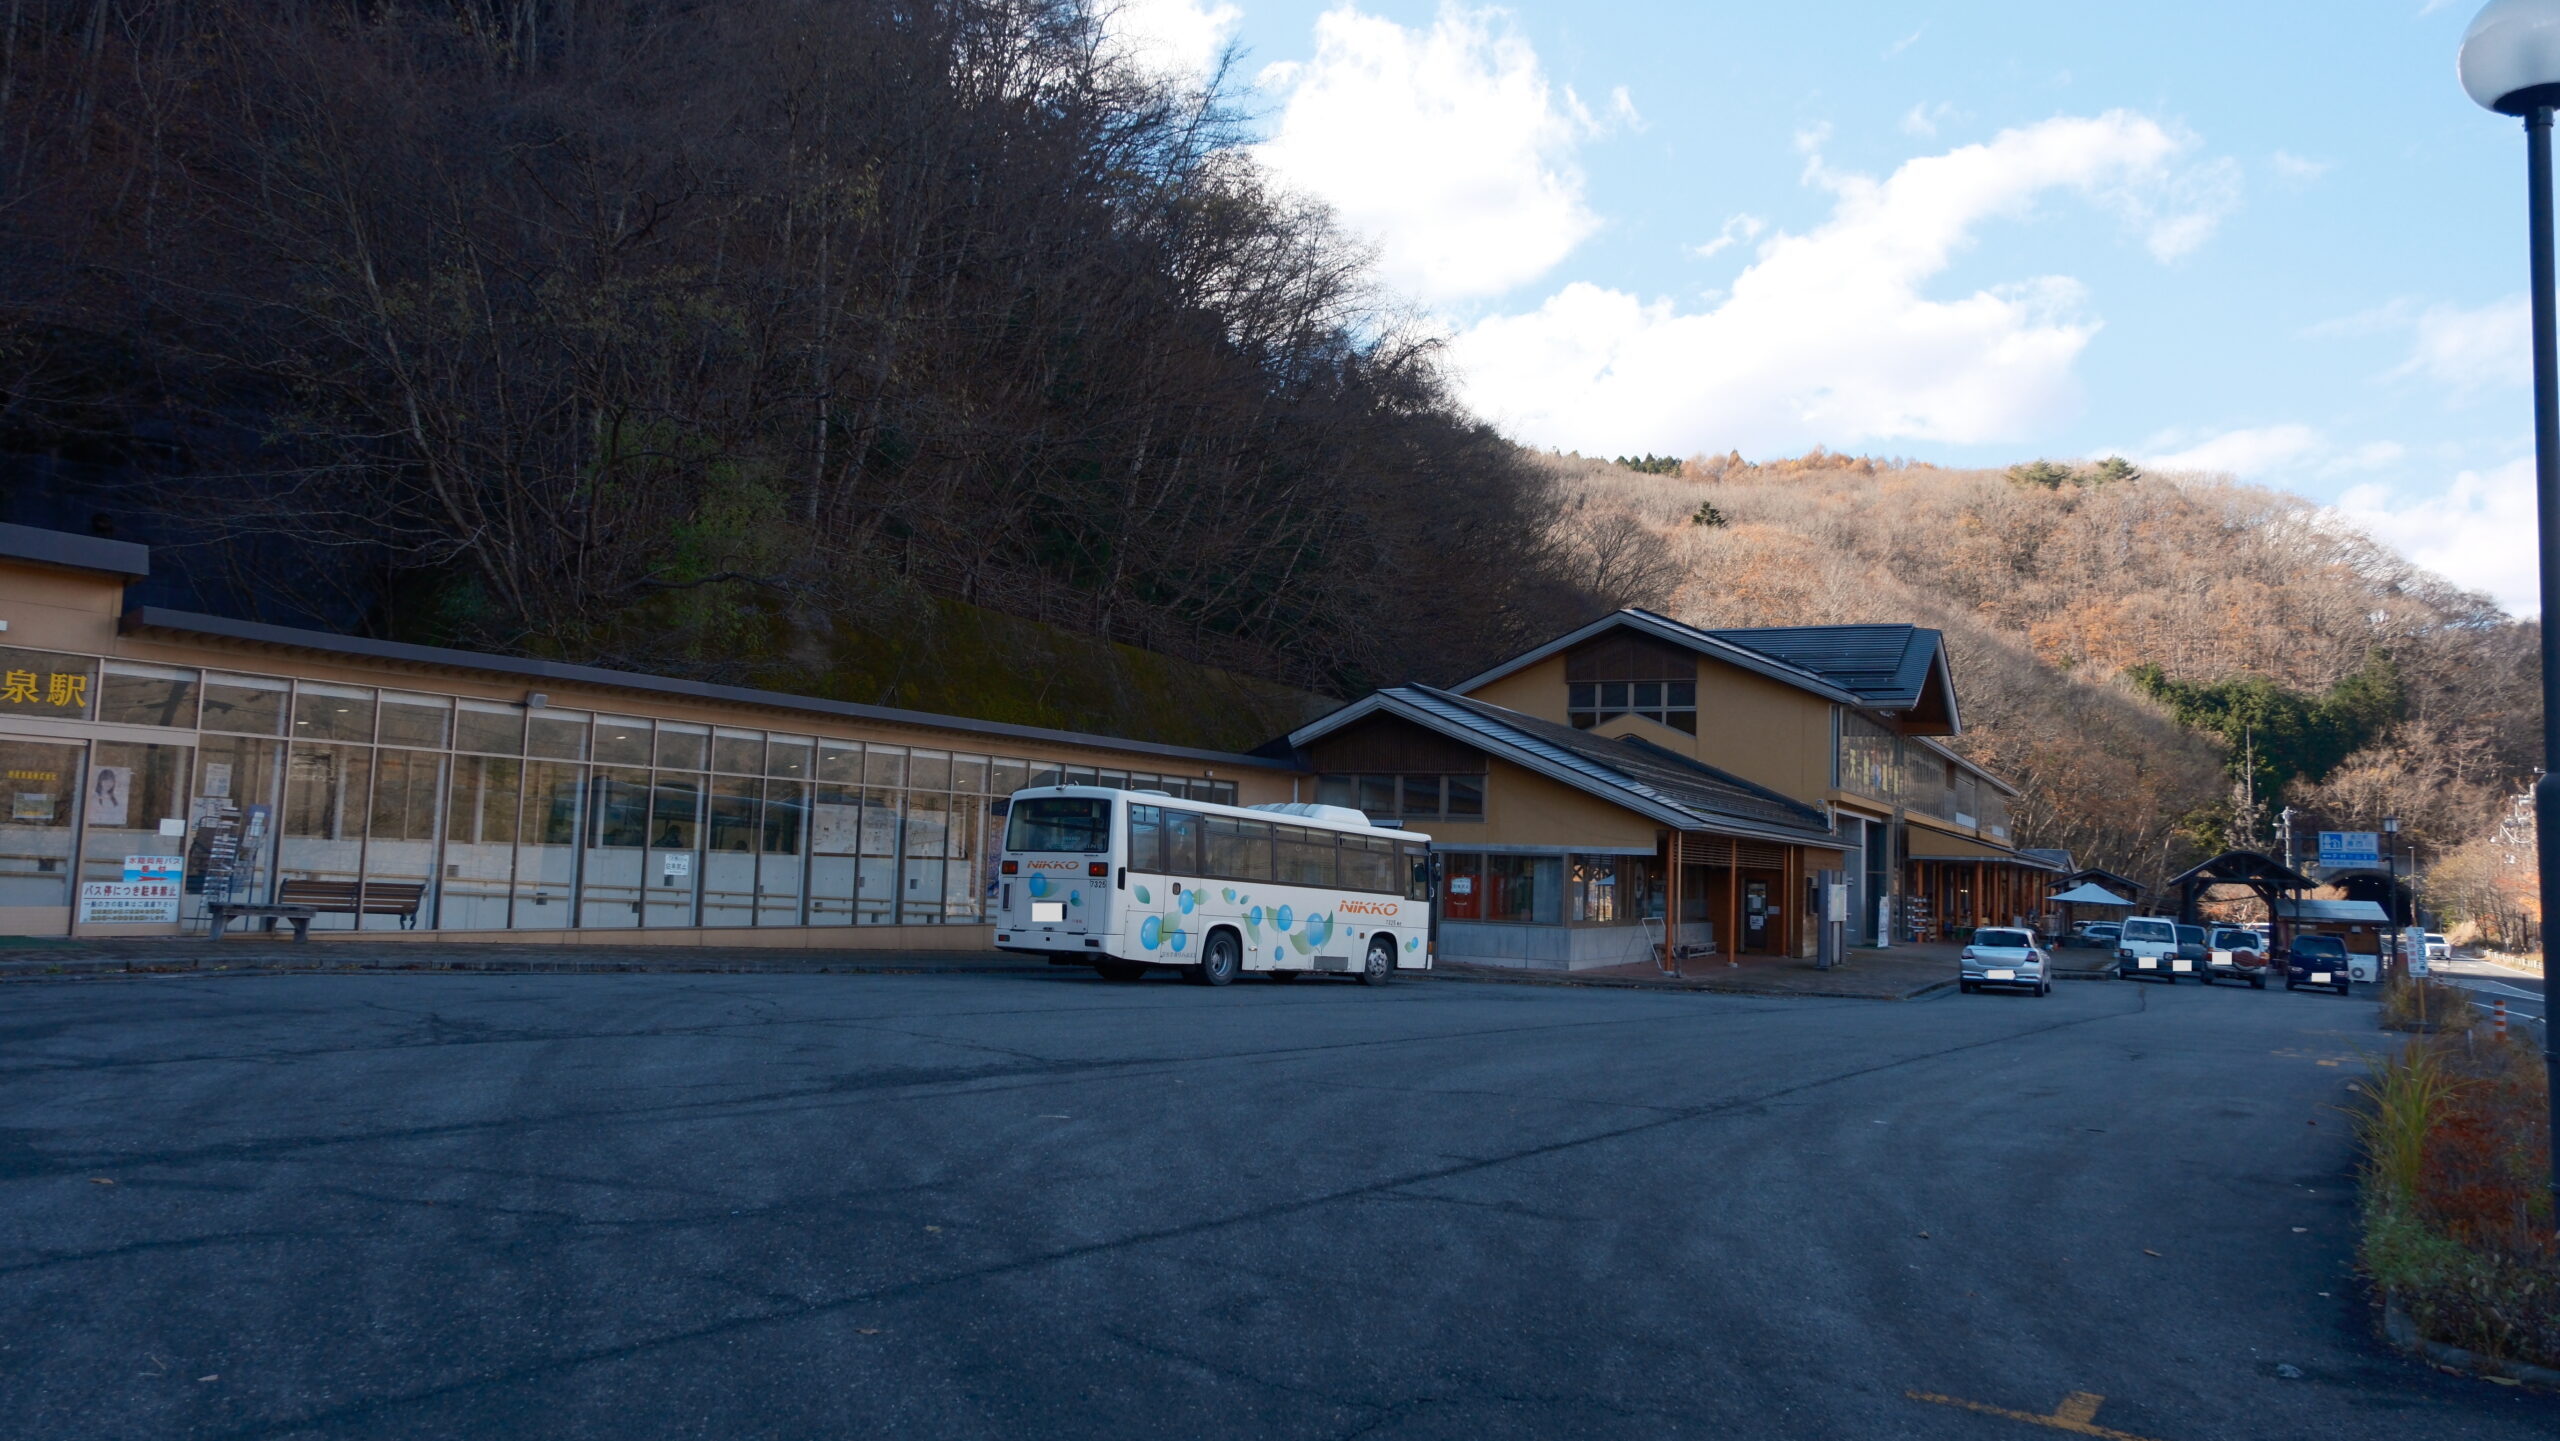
[0,646,96,718]
[123,855,183,883]
[2318,831,2382,868]
[78,880,180,924]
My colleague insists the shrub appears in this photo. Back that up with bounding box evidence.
[2354,1030,2558,1368]
[2378,975,2479,1033]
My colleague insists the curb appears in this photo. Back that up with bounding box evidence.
[2384,1297,2560,1390]
[0,954,1054,983]
[1417,966,1954,1003]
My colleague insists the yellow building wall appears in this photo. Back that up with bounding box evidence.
[1466,647,1835,805]
[0,560,128,654]
[1442,757,1661,851]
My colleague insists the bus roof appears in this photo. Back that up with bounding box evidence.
[1004,785,1433,845]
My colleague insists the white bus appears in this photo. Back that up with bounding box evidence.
[993,786,1434,985]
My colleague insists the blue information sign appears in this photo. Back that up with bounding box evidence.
[2318,831,2382,867]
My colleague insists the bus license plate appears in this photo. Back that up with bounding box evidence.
[1032,902,1065,923]
[1986,968,2015,980]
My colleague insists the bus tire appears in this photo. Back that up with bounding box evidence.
[1191,929,1240,987]
[1359,937,1394,986]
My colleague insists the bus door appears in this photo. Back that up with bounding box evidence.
[1153,808,1203,957]
[1126,803,1186,958]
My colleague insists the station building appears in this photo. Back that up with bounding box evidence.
[0,523,2056,961]
[1277,609,2060,968]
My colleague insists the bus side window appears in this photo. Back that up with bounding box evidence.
[1343,836,1394,893]
[1129,805,1162,872]
[1403,845,1433,901]
[1161,809,1204,876]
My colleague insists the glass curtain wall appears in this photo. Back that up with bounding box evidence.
[0,643,1139,935]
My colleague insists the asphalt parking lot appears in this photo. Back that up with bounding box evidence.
[2,968,2551,1439]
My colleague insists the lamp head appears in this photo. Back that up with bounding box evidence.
[2463,0,2560,114]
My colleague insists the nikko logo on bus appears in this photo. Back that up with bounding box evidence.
[1338,899,1401,917]
[1024,859,1084,872]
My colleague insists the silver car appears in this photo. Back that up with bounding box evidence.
[1960,927,2052,996]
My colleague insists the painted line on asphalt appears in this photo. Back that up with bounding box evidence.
[1905,1389,2167,1441]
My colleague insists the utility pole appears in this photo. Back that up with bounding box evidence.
[2278,806,2298,871]
[2385,815,2403,984]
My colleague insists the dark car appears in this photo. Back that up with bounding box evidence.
[2282,934,2354,995]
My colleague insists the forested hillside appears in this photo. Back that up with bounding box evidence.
[1539,450,2540,893]
[0,0,1608,713]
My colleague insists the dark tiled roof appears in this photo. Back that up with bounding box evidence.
[1691,620,1942,707]
[1392,687,1836,843]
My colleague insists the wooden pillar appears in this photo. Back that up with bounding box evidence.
[1726,846,1741,960]
[1663,830,1682,970]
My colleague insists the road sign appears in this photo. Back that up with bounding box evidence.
[2318,831,2381,867]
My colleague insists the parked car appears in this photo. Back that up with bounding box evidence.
[2068,921,2123,950]
[2282,934,2355,995]
[2114,916,2189,981]
[1960,927,2052,996]
[2201,926,2272,989]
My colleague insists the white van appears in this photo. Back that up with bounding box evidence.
[2113,915,2190,982]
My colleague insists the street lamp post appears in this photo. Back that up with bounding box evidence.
[2385,815,2402,983]
[2461,0,2560,1216]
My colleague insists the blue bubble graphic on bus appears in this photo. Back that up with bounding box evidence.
[1178,891,1195,914]
[1027,874,1048,897]
[1170,928,1190,952]
[1134,885,1151,905]
[1222,888,1236,903]
[1140,916,1163,950]
[1405,936,1420,953]
[1274,905,1294,933]
[1069,890,1082,907]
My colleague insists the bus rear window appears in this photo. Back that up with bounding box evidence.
[1006,798,1111,853]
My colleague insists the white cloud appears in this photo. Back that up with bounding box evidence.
[2270,149,2330,183]
[1901,102,1957,139]
[1609,84,1645,133]
[1446,112,2240,454]
[2139,424,2324,476]
[2334,458,2540,615]
[1104,0,1242,81]
[1691,213,1764,260]
[1886,27,1925,59]
[1252,3,1602,303]
[2134,425,2408,480]
[2394,295,2529,395]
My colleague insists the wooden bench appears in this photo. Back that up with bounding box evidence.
[208,880,428,941]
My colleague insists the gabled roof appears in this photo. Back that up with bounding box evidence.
[2167,850,2314,891]
[1446,608,1960,733]
[1448,610,1862,707]
[1286,686,1838,847]
[1699,619,1960,730]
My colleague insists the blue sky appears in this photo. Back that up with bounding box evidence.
[1111,1,2544,612]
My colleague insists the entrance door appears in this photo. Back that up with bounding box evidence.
[0,738,84,936]
[1743,878,1773,953]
